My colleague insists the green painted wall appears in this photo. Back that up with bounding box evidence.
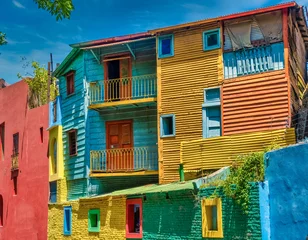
[142,184,261,240]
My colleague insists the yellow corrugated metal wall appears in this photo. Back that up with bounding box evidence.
[181,128,295,172]
[222,70,289,135]
[157,22,223,183]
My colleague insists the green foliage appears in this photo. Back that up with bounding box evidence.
[19,61,58,108]
[0,32,7,46]
[34,0,74,20]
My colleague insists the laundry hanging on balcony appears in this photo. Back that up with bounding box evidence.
[225,21,253,50]
[254,11,282,42]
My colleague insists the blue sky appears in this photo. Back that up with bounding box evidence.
[0,0,306,84]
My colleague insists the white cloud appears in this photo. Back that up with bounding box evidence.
[36,33,48,41]
[6,38,30,45]
[12,0,25,9]
[77,26,83,32]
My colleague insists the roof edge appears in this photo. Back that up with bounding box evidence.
[53,48,81,77]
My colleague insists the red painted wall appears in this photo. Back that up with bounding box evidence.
[0,80,49,240]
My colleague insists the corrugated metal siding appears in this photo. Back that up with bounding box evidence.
[222,70,289,135]
[181,128,295,172]
[67,178,88,200]
[158,22,223,183]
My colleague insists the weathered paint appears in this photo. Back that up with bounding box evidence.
[222,70,289,135]
[157,22,223,183]
[258,181,270,240]
[265,143,308,240]
[181,128,295,172]
[48,197,126,240]
[0,80,49,240]
[49,126,64,182]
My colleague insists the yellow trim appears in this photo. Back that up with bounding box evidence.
[202,198,223,238]
[88,97,157,109]
[90,170,158,177]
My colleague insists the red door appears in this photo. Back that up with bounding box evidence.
[106,120,133,171]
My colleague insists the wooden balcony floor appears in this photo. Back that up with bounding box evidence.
[89,97,157,109]
[90,170,158,177]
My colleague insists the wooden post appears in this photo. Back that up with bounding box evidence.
[47,62,51,104]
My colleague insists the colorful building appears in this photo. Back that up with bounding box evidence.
[48,2,307,240]
[0,80,49,240]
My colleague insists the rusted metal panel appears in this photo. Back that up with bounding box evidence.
[222,70,289,135]
[181,128,295,172]
[158,23,223,183]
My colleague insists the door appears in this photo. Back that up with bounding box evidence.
[104,56,132,102]
[106,120,133,171]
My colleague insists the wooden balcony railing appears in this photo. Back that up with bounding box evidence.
[224,45,284,79]
[89,74,157,105]
[11,153,19,171]
[90,146,158,173]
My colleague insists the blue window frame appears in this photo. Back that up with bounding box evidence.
[63,206,72,236]
[202,88,221,138]
[160,114,176,138]
[203,29,220,51]
[158,35,174,58]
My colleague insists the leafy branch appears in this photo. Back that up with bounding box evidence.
[34,0,74,20]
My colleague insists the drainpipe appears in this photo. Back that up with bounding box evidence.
[179,164,185,182]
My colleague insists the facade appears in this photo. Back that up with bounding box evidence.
[0,80,49,240]
[48,2,308,240]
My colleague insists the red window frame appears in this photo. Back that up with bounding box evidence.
[68,130,77,156]
[66,71,75,96]
[126,198,143,239]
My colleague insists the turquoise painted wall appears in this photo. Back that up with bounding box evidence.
[265,143,308,240]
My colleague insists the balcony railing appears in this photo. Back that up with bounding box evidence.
[224,45,284,79]
[89,74,157,105]
[90,146,158,173]
[11,153,19,171]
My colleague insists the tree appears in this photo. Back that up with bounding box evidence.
[19,61,58,108]
[0,0,74,45]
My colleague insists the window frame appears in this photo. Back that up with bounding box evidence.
[66,71,75,96]
[126,198,143,239]
[202,87,221,139]
[68,129,77,157]
[12,132,19,156]
[158,34,174,58]
[63,206,72,236]
[160,114,176,138]
[88,209,100,232]
[203,29,221,51]
[0,195,3,227]
[202,198,223,238]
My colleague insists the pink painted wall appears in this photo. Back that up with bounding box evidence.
[0,80,49,240]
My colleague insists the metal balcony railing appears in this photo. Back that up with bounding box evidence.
[224,46,284,79]
[11,153,19,171]
[90,146,158,172]
[89,74,157,105]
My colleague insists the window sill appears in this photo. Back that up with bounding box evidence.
[160,134,176,138]
[158,53,174,59]
[69,153,78,157]
[66,93,76,99]
[203,45,220,51]
[126,233,143,239]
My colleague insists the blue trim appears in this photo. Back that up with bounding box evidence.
[158,34,174,58]
[203,28,221,51]
[160,114,176,138]
[259,181,271,240]
[63,206,72,236]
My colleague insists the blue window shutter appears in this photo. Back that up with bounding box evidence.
[207,107,221,138]
[63,207,72,235]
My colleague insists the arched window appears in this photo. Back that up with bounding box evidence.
[53,139,57,174]
[0,195,3,226]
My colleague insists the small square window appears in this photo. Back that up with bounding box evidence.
[68,130,77,156]
[66,72,75,96]
[63,206,72,236]
[202,198,223,238]
[88,209,100,232]
[158,35,174,58]
[126,199,142,239]
[160,114,176,138]
[204,88,220,103]
[203,29,220,51]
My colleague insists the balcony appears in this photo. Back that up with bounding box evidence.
[223,43,284,79]
[89,74,157,109]
[11,153,19,171]
[90,146,158,177]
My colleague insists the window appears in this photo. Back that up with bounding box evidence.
[202,88,221,138]
[13,177,17,196]
[12,133,19,156]
[68,130,77,156]
[203,29,220,51]
[40,127,44,143]
[63,206,72,235]
[0,123,4,161]
[0,195,3,227]
[160,114,176,138]
[49,181,57,203]
[202,198,223,238]
[126,199,142,239]
[52,139,57,174]
[66,71,75,96]
[158,35,174,58]
[88,209,100,232]
[53,99,57,123]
